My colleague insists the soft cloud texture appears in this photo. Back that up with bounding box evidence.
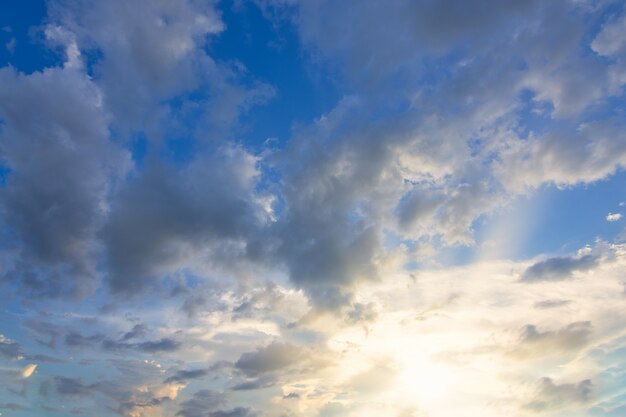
[1,1,626,416]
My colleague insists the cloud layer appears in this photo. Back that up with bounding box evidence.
[1,0,626,416]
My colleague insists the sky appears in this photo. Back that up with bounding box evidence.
[1,0,626,416]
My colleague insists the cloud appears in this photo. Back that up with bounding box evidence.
[164,368,210,384]
[102,337,182,353]
[341,361,396,395]
[234,342,304,377]
[231,376,276,391]
[20,364,37,378]
[0,0,273,302]
[591,12,626,93]
[533,299,572,309]
[0,334,22,359]
[54,376,95,396]
[65,331,104,347]
[510,321,592,359]
[521,254,598,282]
[524,377,592,412]
[497,121,626,191]
[0,65,130,298]
[2,1,626,416]
[137,338,182,353]
[264,0,543,86]
[345,302,378,326]
[121,324,148,342]
[102,146,266,296]
[208,408,257,417]
[607,213,622,222]
[176,389,225,417]
[47,0,224,130]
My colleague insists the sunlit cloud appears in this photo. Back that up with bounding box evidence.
[20,364,37,378]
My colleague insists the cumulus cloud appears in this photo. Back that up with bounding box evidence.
[607,213,622,222]
[497,121,626,191]
[0,65,130,297]
[47,0,222,129]
[102,146,266,295]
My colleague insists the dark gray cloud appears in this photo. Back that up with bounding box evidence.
[164,368,210,384]
[121,324,148,341]
[176,389,225,417]
[0,65,129,298]
[0,0,272,302]
[521,255,598,282]
[102,337,182,353]
[102,148,266,296]
[257,103,397,308]
[524,377,592,412]
[208,407,258,417]
[54,376,95,396]
[137,338,181,353]
[65,332,104,347]
[235,342,304,377]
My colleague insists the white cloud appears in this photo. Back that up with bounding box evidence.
[607,213,623,222]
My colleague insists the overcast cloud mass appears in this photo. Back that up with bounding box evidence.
[1,1,626,416]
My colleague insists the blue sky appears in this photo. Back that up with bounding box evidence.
[1,1,626,416]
